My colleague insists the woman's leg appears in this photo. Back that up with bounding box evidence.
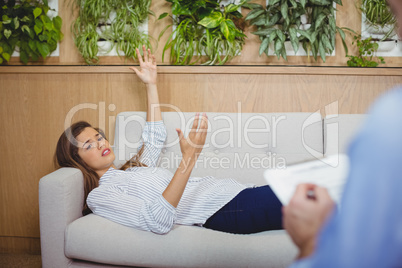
[203,186,283,234]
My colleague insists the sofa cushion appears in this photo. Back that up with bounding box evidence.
[114,112,323,185]
[324,114,367,156]
[65,214,298,268]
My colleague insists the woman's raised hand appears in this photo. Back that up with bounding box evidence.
[176,113,208,162]
[129,45,157,85]
[162,113,208,207]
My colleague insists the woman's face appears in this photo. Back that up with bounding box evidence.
[76,127,115,176]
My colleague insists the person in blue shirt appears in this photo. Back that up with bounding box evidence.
[283,1,402,266]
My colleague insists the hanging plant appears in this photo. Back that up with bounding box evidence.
[158,0,255,65]
[361,0,396,28]
[247,0,353,62]
[0,0,63,64]
[72,0,153,65]
[347,35,385,67]
[360,0,396,39]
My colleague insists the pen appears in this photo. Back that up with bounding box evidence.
[307,189,316,200]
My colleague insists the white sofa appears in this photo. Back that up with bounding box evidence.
[39,112,366,268]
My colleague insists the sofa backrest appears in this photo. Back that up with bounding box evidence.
[114,112,323,186]
[324,114,367,157]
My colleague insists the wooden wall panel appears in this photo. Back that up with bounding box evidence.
[0,74,109,238]
[0,68,401,253]
[321,75,402,115]
[58,0,82,64]
[0,237,41,254]
[159,74,209,111]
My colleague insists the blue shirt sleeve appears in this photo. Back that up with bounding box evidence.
[291,87,402,268]
[288,257,314,268]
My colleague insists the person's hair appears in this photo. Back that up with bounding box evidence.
[54,121,146,216]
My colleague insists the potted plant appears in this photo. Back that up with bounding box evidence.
[347,34,385,67]
[361,0,396,36]
[247,0,351,62]
[72,0,153,65]
[158,0,254,65]
[0,0,63,64]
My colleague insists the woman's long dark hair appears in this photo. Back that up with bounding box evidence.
[54,121,146,216]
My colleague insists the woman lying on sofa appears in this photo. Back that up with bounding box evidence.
[55,46,283,235]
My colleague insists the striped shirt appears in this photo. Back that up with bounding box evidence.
[87,121,252,234]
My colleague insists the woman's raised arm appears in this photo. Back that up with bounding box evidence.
[130,45,162,122]
[163,113,208,207]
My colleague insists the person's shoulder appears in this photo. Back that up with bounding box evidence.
[363,86,402,144]
[369,86,402,117]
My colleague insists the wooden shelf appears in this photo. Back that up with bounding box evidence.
[1,65,402,76]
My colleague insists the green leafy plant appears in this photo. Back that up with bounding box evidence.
[72,0,153,65]
[360,0,396,39]
[0,0,63,64]
[347,35,385,67]
[361,0,396,27]
[159,0,254,65]
[247,0,352,62]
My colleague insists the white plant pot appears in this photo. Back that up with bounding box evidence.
[105,11,117,24]
[375,40,397,52]
[284,41,299,55]
[361,13,397,39]
[96,25,112,37]
[302,24,311,31]
[366,23,395,35]
[97,40,114,54]
[300,14,308,25]
[138,20,148,33]
[220,0,241,9]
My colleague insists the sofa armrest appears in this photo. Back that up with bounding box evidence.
[39,167,85,268]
